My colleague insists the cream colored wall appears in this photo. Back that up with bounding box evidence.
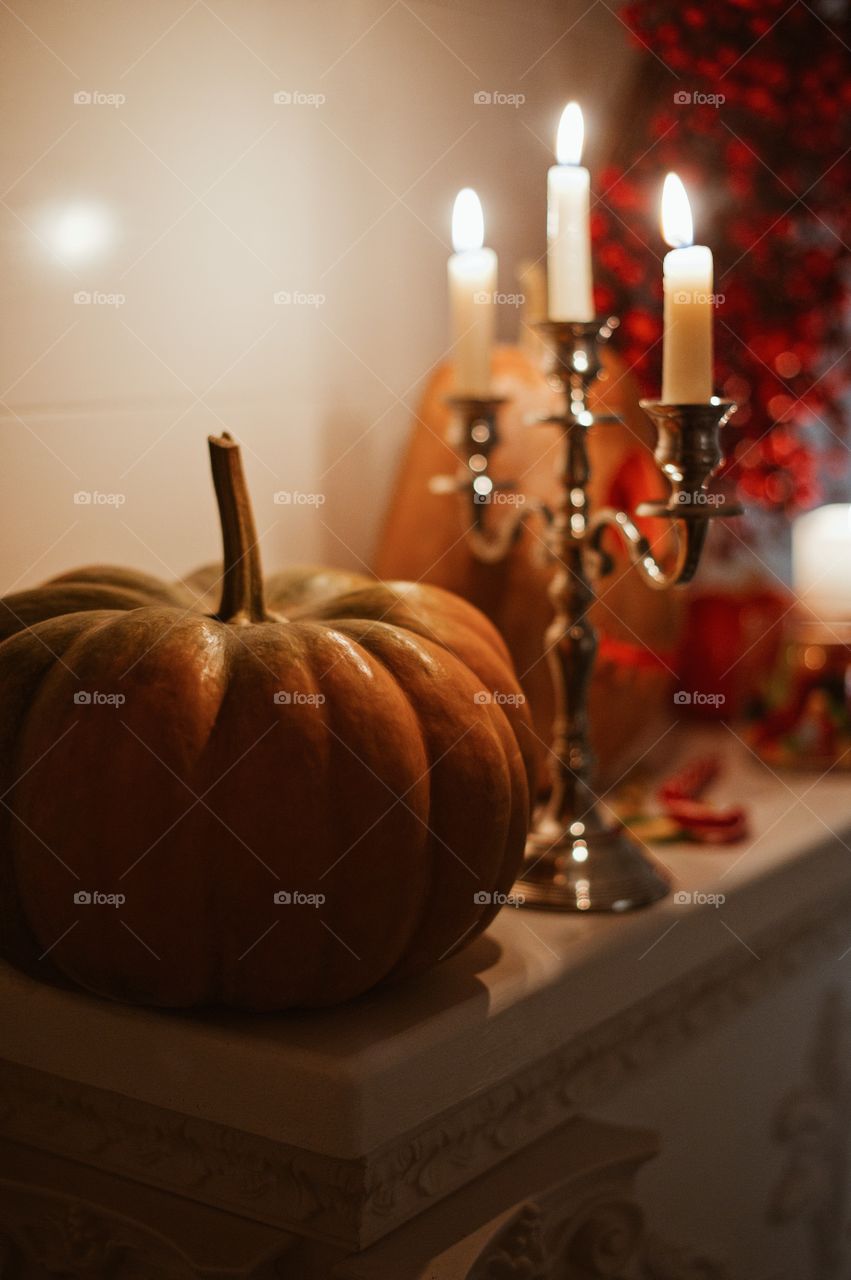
[0,0,636,589]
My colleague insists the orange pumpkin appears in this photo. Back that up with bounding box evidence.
[0,436,533,1011]
[0,566,195,643]
[374,339,686,788]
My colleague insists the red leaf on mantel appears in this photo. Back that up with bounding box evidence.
[657,756,750,843]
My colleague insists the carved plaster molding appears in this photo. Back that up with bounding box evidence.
[0,1150,300,1279]
[466,1203,549,1280]
[462,1197,732,1279]
[0,1190,197,1279]
[361,883,851,1235]
[0,1072,364,1246]
[2,884,851,1250]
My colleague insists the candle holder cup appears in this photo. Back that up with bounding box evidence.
[513,319,740,912]
[636,400,742,521]
[430,394,529,563]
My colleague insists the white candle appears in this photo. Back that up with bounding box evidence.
[661,173,714,403]
[448,188,496,397]
[792,504,851,620]
[547,102,594,323]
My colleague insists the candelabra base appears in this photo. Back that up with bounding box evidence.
[516,812,669,912]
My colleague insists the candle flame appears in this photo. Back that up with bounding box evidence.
[556,102,584,166]
[661,172,694,249]
[452,188,484,253]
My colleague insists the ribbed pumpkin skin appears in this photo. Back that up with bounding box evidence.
[0,563,378,645]
[0,573,533,1011]
[0,566,196,644]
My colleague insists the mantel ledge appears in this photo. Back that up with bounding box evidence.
[3,850,851,1249]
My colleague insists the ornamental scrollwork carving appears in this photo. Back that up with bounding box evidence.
[461,1173,737,1280]
[566,1200,644,1276]
[465,1195,647,1280]
[2,885,850,1253]
[466,1203,549,1280]
[0,1182,300,1279]
[364,884,851,1234]
[0,1194,194,1279]
[0,1068,364,1243]
[464,1208,733,1280]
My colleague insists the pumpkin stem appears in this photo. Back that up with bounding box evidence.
[208,434,274,625]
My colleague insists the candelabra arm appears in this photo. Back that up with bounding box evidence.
[466,515,526,564]
[587,507,709,590]
[435,394,539,564]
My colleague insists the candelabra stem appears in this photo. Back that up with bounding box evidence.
[544,418,598,823]
[516,319,670,912]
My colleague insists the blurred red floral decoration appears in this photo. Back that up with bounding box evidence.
[593,0,851,514]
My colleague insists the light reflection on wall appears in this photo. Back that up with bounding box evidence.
[40,203,113,263]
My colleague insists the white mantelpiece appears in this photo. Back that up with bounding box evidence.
[2,727,851,1277]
